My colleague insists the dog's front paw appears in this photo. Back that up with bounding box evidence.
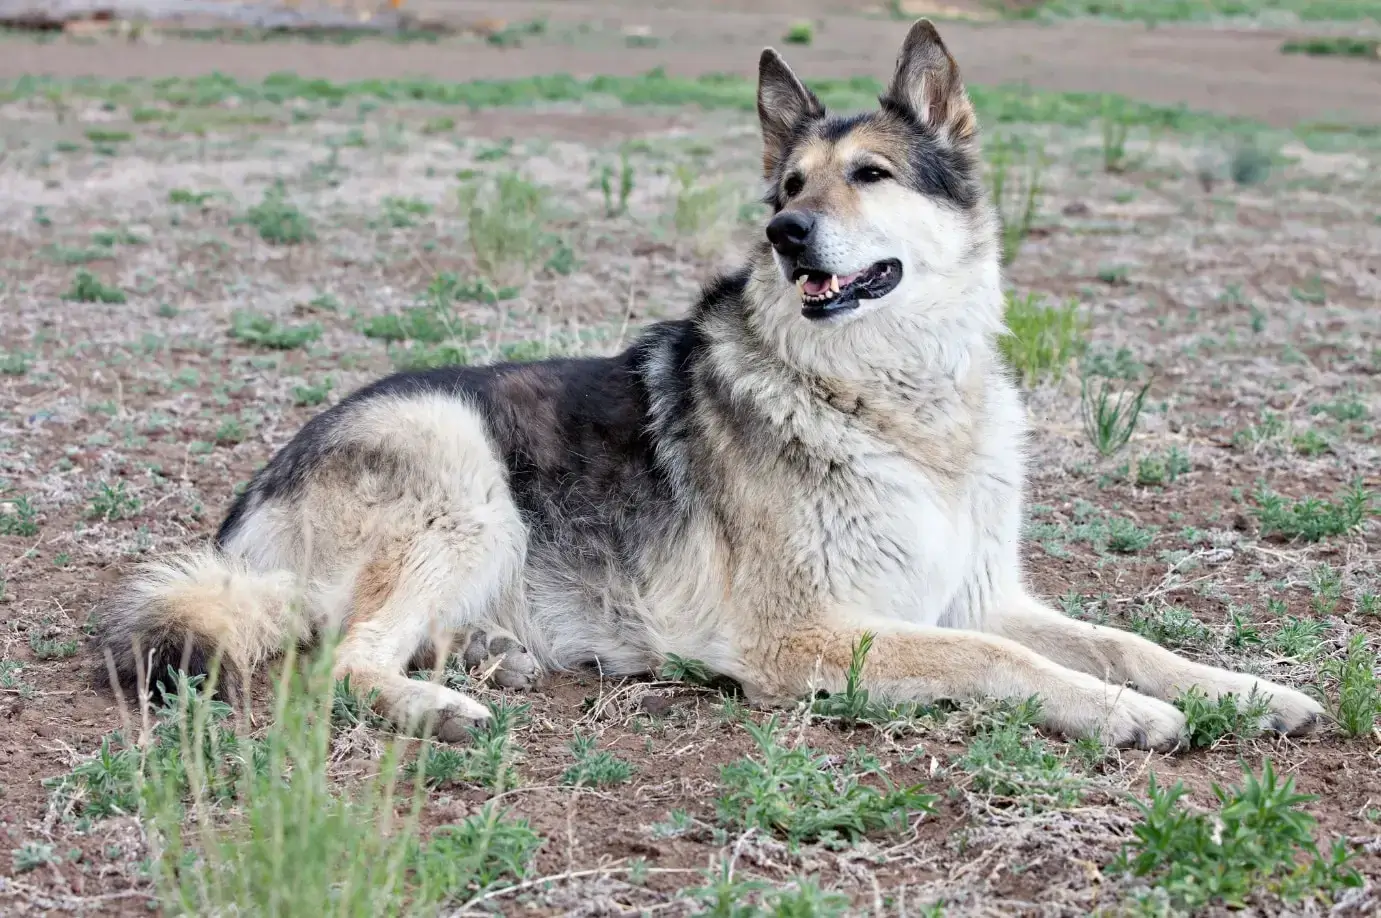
[1247,679,1324,737]
[1101,692,1187,752]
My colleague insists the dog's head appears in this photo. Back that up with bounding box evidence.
[752,20,997,341]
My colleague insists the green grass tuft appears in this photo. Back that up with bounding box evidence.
[1322,635,1380,738]
[241,182,314,245]
[1080,373,1152,456]
[461,172,553,282]
[999,292,1088,386]
[63,270,126,304]
[986,135,1045,264]
[87,480,140,521]
[810,632,934,728]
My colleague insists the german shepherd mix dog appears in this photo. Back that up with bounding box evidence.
[97,21,1321,750]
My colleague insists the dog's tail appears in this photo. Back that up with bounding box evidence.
[94,548,307,698]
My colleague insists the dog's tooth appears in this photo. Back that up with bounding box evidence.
[829,275,840,293]
[796,276,806,293]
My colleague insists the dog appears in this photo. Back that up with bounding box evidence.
[95,20,1322,750]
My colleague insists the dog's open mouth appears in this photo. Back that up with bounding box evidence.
[792,259,903,320]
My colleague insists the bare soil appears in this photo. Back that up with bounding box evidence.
[0,3,1378,915]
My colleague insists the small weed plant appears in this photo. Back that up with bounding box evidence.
[986,135,1045,264]
[64,270,126,304]
[230,312,322,350]
[958,699,1084,811]
[1112,761,1360,911]
[716,716,935,845]
[686,864,849,918]
[810,632,932,728]
[1322,635,1379,738]
[1129,604,1212,651]
[400,698,529,791]
[241,182,314,244]
[461,172,552,282]
[600,152,635,217]
[1101,101,1131,172]
[1174,687,1268,748]
[1135,447,1190,486]
[784,22,814,45]
[0,494,39,536]
[1080,373,1151,456]
[672,166,726,240]
[1252,482,1374,542]
[561,732,634,787]
[87,480,140,521]
[658,653,715,686]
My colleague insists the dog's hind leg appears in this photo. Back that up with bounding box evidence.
[333,504,527,742]
[749,619,1187,750]
[987,595,1322,736]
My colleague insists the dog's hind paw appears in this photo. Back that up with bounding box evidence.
[461,627,541,690]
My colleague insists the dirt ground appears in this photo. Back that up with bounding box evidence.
[0,2,1379,915]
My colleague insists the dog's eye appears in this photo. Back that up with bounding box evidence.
[782,174,804,198]
[853,166,892,184]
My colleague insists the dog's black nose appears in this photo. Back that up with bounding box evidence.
[766,211,815,256]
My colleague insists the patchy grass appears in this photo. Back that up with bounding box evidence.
[1322,636,1381,738]
[958,700,1084,811]
[460,172,553,282]
[1025,0,1381,23]
[561,733,635,787]
[1282,36,1380,59]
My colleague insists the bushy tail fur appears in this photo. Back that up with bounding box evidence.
[94,548,307,698]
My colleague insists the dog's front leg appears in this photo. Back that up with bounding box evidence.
[988,595,1323,736]
[750,621,1187,750]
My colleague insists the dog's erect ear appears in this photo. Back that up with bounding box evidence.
[885,19,976,146]
[757,48,824,177]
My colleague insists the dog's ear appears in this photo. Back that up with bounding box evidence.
[884,19,976,147]
[757,48,824,177]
